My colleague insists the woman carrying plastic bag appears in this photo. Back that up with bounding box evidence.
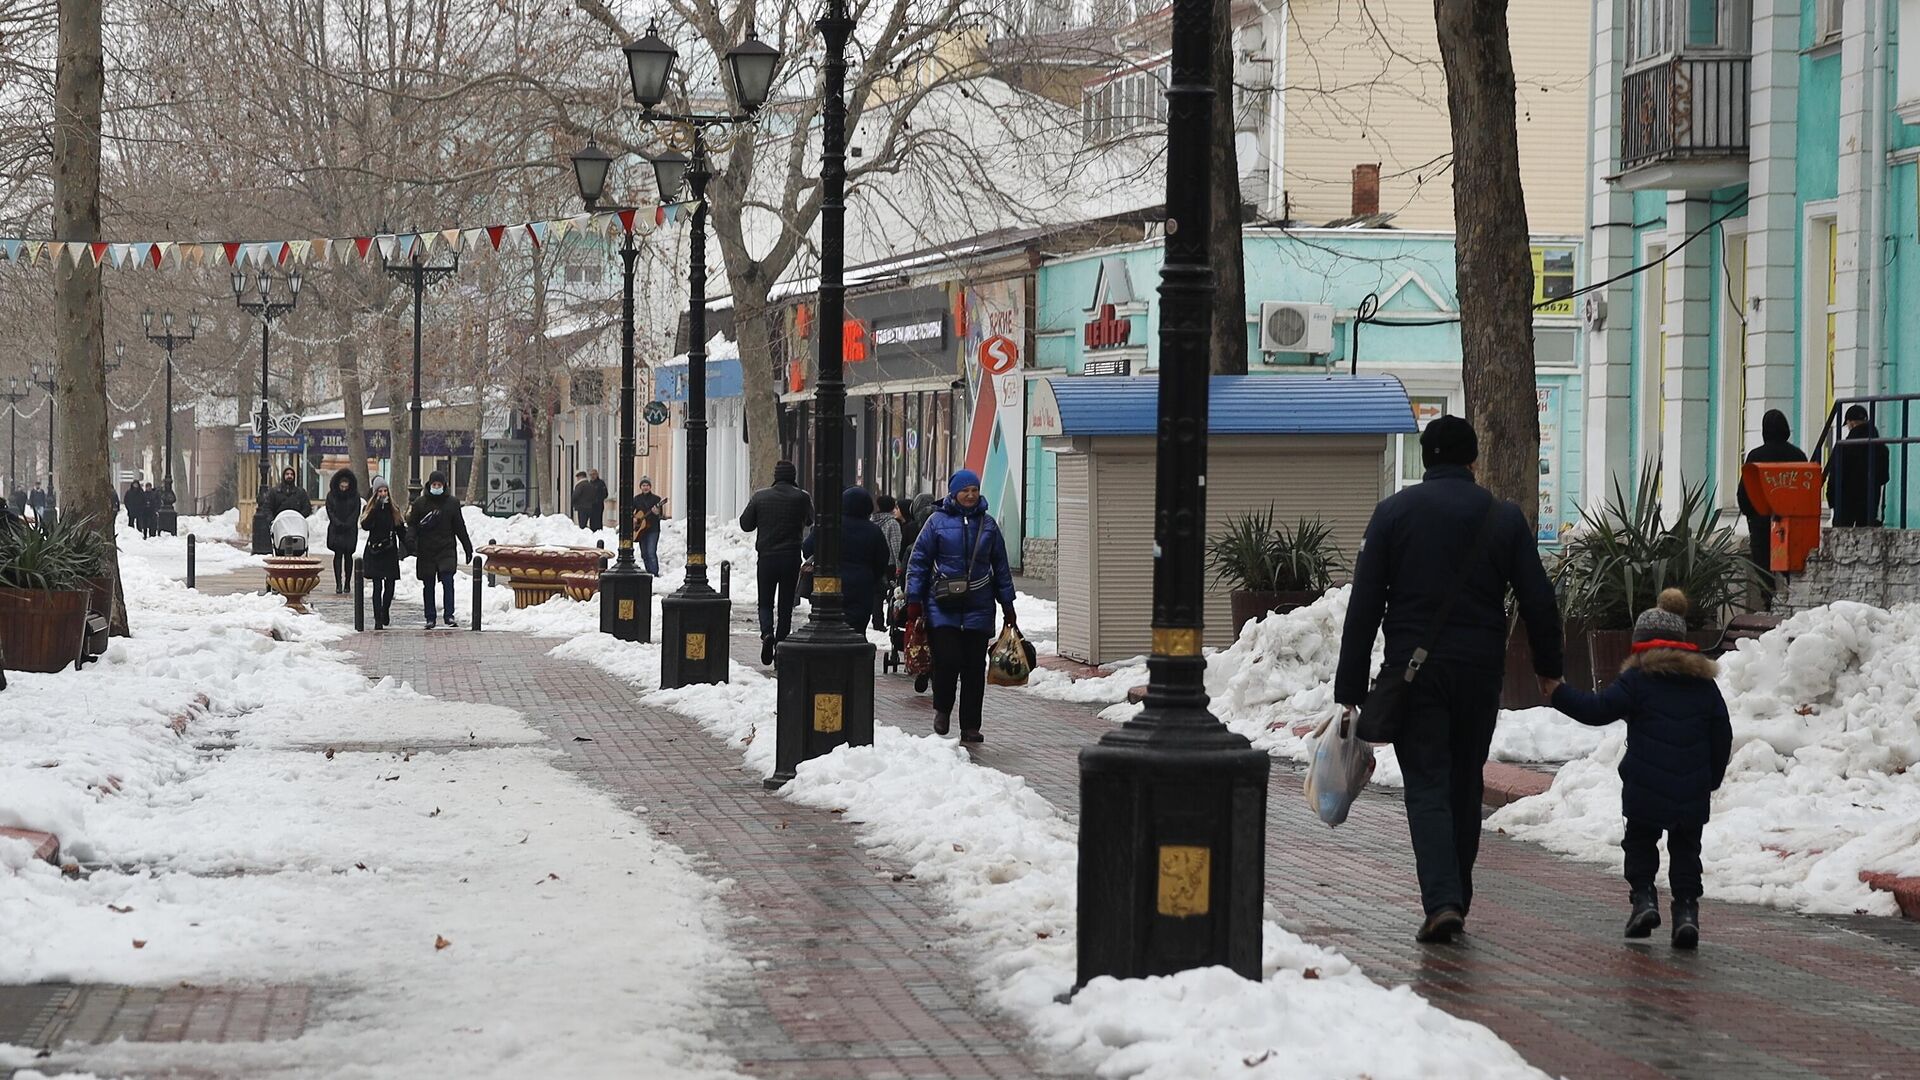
[1304,708,1376,827]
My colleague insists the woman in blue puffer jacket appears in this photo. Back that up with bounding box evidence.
[905,469,1017,743]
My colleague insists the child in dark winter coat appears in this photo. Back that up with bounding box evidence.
[1543,588,1733,949]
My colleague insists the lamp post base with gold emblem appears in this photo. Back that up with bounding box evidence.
[661,586,730,686]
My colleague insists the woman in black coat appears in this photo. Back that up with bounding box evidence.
[406,469,473,629]
[324,467,361,593]
[124,482,146,532]
[359,476,405,629]
[802,486,890,633]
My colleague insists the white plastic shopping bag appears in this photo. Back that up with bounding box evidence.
[1303,710,1376,827]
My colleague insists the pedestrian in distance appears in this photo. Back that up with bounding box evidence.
[1540,588,1731,950]
[407,469,473,629]
[124,480,146,532]
[1828,404,1890,527]
[904,492,935,552]
[1735,409,1806,610]
[804,486,890,634]
[263,466,312,519]
[324,468,362,594]
[905,469,1017,744]
[1333,415,1563,944]
[740,459,813,664]
[571,470,592,528]
[585,468,609,532]
[360,476,405,630]
[27,483,46,519]
[141,482,159,537]
[632,476,667,576]
[871,493,904,630]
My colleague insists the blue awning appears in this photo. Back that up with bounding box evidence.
[1036,374,1416,437]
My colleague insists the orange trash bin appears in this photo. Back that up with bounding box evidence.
[1742,462,1825,573]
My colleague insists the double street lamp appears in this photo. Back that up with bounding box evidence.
[611,19,780,686]
[2,378,25,499]
[233,268,302,554]
[381,231,459,503]
[142,309,198,533]
[28,360,55,522]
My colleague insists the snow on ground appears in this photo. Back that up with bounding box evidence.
[557,634,1544,1079]
[2,533,748,1079]
[1493,600,1920,918]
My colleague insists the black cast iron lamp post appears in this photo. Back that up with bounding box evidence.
[570,138,650,643]
[766,0,869,788]
[142,308,197,534]
[617,19,781,688]
[1072,0,1270,987]
[232,268,301,555]
[3,377,26,499]
[381,229,459,504]
[29,360,55,521]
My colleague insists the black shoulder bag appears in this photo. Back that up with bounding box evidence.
[932,518,991,609]
[1355,494,1502,744]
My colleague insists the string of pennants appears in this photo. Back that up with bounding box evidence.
[0,206,678,271]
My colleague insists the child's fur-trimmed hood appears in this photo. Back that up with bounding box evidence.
[1622,647,1718,679]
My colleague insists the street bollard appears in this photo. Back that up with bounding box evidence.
[186,534,196,589]
[470,555,484,632]
[353,557,365,632]
[720,560,731,598]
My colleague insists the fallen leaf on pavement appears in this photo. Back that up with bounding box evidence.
[324,747,335,760]
[132,940,147,949]
[107,904,134,914]
[434,935,452,950]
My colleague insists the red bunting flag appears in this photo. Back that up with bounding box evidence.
[655,206,666,227]
[485,225,507,250]
[148,245,164,268]
[353,236,373,259]
[618,209,637,234]
[89,242,108,266]
[277,242,290,265]
[222,242,241,265]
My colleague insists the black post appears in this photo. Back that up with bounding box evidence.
[410,263,424,503]
[660,146,732,687]
[253,317,272,554]
[768,0,872,788]
[1074,0,1269,988]
[599,224,648,641]
[353,556,365,632]
[159,342,177,534]
[470,554,483,632]
[186,533,196,589]
[720,559,731,598]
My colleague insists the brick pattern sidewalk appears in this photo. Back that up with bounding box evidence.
[336,611,1078,1080]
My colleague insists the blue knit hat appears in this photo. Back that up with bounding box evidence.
[948,469,981,496]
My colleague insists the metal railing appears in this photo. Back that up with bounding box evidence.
[1621,55,1750,170]
[1810,393,1920,529]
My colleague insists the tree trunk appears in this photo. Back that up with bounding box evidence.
[1435,0,1538,529]
[335,307,369,494]
[735,283,782,491]
[52,0,126,635]
[1210,0,1248,375]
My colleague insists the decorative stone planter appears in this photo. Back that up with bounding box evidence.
[477,545,611,609]
[264,555,324,613]
[561,571,601,603]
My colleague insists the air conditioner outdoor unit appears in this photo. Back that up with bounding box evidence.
[1259,301,1335,355]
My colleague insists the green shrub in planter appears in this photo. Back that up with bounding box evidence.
[1206,508,1345,594]
[1553,465,1749,632]
[0,515,107,592]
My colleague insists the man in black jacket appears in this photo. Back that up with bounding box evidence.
[1827,405,1889,528]
[1334,416,1563,944]
[1736,409,1806,608]
[585,469,608,532]
[740,459,813,664]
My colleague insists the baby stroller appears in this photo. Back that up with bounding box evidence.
[882,579,905,674]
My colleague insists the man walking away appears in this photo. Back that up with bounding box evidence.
[124,481,146,532]
[1828,405,1890,527]
[571,471,592,528]
[1333,415,1563,944]
[586,469,609,532]
[1736,409,1806,608]
[740,459,813,665]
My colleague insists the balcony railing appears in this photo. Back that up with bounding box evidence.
[1621,55,1749,171]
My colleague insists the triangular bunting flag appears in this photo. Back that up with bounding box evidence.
[439,228,459,251]
[485,225,507,250]
[89,242,109,266]
[1,239,22,262]
[276,242,291,265]
[619,209,638,234]
[377,234,398,261]
[311,238,329,263]
[416,232,436,255]
[547,218,572,246]
[130,242,153,268]
[24,240,41,265]
[154,242,174,268]
[460,228,483,251]
[179,243,200,266]
[569,212,593,236]
[655,205,667,227]
[525,220,549,248]
[353,236,373,260]
[222,241,242,265]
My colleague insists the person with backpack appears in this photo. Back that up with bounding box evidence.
[905,470,1017,744]
[1541,588,1732,949]
[324,468,361,593]
[406,470,473,629]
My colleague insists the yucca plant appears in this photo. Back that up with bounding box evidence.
[1553,465,1749,630]
[1207,508,1345,593]
[1271,516,1346,592]
[0,515,107,591]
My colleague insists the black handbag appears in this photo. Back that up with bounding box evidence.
[932,518,991,610]
[1356,494,1502,744]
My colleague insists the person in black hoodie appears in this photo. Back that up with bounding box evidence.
[1828,404,1890,528]
[740,459,814,663]
[324,468,361,593]
[585,469,609,532]
[1736,409,1806,608]
[1334,415,1563,945]
[263,466,313,518]
[407,469,473,628]
[124,481,146,533]
[359,476,405,629]
[803,486,890,634]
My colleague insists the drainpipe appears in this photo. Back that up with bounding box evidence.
[1868,0,1890,397]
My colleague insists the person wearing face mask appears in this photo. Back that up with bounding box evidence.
[263,466,312,519]
[324,468,362,593]
[359,476,405,629]
[406,470,474,628]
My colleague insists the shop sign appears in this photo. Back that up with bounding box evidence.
[1026,378,1062,437]
[873,319,943,347]
[979,334,1019,375]
[1084,304,1132,350]
[1082,356,1130,377]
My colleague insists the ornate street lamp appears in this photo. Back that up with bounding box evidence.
[233,268,302,554]
[2,377,25,500]
[615,19,782,688]
[766,0,870,787]
[570,138,650,643]
[381,229,459,504]
[29,360,55,522]
[143,309,198,533]
[1073,0,1270,986]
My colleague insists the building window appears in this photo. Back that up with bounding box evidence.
[564,264,605,286]
[1081,65,1169,141]
[1815,0,1843,42]
[1629,0,1749,62]
[1398,397,1452,489]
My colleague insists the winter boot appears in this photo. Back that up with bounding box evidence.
[1414,907,1464,944]
[933,711,952,737]
[761,636,775,666]
[1624,890,1661,938]
[960,729,984,745]
[1671,900,1699,950]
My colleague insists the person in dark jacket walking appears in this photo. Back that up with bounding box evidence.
[1544,588,1731,949]
[407,470,473,628]
[1828,404,1890,527]
[27,483,46,518]
[632,477,667,576]
[570,471,592,528]
[585,469,609,532]
[1736,409,1807,609]
[324,468,361,593]
[359,476,405,629]
[741,460,814,664]
[804,486,890,634]
[263,467,313,518]
[124,481,146,533]
[871,494,904,629]
[905,470,1017,744]
[1334,416,1563,944]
